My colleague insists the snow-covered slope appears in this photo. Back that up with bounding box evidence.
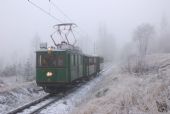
[70,54,170,114]
[0,81,46,114]
[1,53,170,114]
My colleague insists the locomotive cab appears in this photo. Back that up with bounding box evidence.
[36,49,69,92]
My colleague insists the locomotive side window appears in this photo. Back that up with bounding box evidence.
[80,56,83,65]
[71,54,74,66]
[76,55,78,65]
[94,58,97,64]
[85,57,88,65]
[89,57,94,65]
[79,55,81,65]
[76,55,79,65]
[76,55,77,65]
[74,55,76,66]
[38,55,42,67]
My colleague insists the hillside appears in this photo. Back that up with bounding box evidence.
[71,54,170,114]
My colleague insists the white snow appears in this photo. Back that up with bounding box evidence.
[0,79,46,114]
[36,54,170,114]
[70,54,170,114]
[1,53,170,114]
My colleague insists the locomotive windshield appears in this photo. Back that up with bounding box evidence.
[37,53,64,67]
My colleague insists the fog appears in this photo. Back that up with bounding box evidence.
[0,0,170,64]
[1,1,170,113]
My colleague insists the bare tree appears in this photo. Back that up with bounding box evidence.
[24,58,33,81]
[133,24,154,56]
[133,23,155,74]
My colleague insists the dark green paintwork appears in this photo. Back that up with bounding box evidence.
[36,49,102,89]
[36,68,68,82]
[36,51,69,84]
[36,50,84,86]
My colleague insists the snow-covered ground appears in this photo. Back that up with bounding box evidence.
[37,54,170,114]
[70,54,170,114]
[1,53,170,114]
[0,77,46,114]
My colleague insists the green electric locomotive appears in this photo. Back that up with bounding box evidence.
[36,23,103,93]
[36,46,102,93]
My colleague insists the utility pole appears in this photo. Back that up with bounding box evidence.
[94,41,96,55]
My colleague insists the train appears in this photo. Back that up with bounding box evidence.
[27,0,104,93]
[36,43,103,93]
[35,23,103,93]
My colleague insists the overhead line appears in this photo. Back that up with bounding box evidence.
[49,0,73,23]
[49,0,88,35]
[28,0,63,23]
[28,0,90,39]
[49,0,90,37]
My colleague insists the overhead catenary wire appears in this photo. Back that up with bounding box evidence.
[48,0,89,37]
[28,0,90,45]
[28,0,63,23]
[49,0,73,23]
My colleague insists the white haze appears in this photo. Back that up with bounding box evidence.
[0,0,170,63]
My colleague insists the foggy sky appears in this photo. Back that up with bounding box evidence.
[0,0,170,63]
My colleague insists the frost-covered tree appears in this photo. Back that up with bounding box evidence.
[1,64,17,77]
[24,58,33,81]
[133,23,154,57]
[133,23,155,74]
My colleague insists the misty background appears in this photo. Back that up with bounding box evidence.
[0,0,170,79]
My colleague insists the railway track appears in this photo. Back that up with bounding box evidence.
[6,64,112,114]
[6,94,52,114]
[6,86,79,114]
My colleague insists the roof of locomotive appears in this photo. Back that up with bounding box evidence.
[36,48,83,54]
[36,49,102,59]
[36,44,101,57]
[37,43,82,52]
[36,48,66,52]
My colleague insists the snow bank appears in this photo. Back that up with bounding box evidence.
[0,81,46,114]
[71,54,170,114]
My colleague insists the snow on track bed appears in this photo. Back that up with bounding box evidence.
[17,94,58,114]
[6,94,51,114]
[4,63,112,114]
[0,81,46,114]
[35,63,114,114]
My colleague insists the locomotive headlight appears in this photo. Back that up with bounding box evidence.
[48,47,52,51]
[48,47,52,54]
[47,72,53,77]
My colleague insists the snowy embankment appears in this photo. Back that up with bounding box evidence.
[0,78,46,114]
[70,54,170,114]
[1,53,170,114]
